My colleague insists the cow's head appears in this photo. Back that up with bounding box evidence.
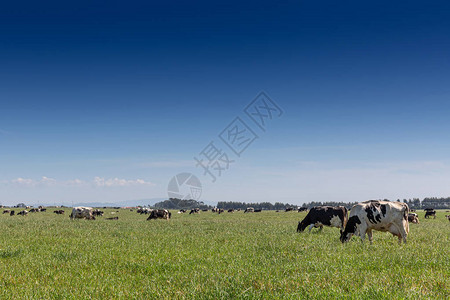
[340,215,361,243]
[297,220,308,232]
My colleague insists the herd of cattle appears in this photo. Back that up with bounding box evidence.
[2,202,448,243]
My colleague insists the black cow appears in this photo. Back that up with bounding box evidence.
[297,206,348,234]
[228,209,234,213]
[254,209,262,212]
[147,209,171,220]
[10,210,15,216]
[424,210,436,219]
[54,210,65,214]
[285,207,294,212]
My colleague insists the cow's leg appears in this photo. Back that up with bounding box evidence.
[308,224,314,232]
[358,224,367,243]
[367,230,373,244]
[319,225,323,231]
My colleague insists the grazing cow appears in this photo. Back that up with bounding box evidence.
[10,210,15,216]
[445,215,450,222]
[29,208,40,213]
[54,210,65,214]
[340,200,409,244]
[147,209,171,220]
[106,217,119,220]
[254,209,262,212]
[297,206,348,234]
[298,207,308,212]
[244,207,254,213]
[92,209,104,217]
[137,208,153,214]
[424,210,436,219]
[18,210,28,216]
[228,209,234,213]
[285,207,294,212]
[212,207,219,213]
[3,209,10,214]
[408,213,419,224]
[40,208,46,212]
[69,207,95,220]
[189,208,200,214]
[218,208,224,214]
[178,209,187,214]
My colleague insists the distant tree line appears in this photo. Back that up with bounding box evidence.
[153,198,212,210]
[399,197,450,209]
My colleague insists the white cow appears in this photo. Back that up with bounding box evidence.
[340,200,409,244]
[69,207,95,220]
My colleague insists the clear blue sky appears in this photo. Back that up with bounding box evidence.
[1,1,450,205]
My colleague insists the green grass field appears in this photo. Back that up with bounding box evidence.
[0,208,448,299]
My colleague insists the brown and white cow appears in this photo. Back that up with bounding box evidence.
[69,207,95,220]
[146,209,171,220]
[297,206,348,234]
[408,213,419,224]
[340,200,409,244]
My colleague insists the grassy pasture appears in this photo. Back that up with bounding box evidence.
[0,209,448,299]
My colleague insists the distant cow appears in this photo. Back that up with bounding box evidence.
[424,210,436,219]
[18,210,28,216]
[10,210,15,216]
[340,200,409,244]
[40,208,47,212]
[244,207,254,213]
[178,209,186,214]
[408,213,419,224]
[189,208,200,214]
[3,209,10,214]
[297,206,348,233]
[445,215,450,222]
[70,207,95,220]
[92,209,104,217]
[29,208,40,213]
[212,207,219,213]
[218,208,224,214]
[137,208,153,214]
[228,209,235,213]
[285,207,294,212]
[298,207,308,212]
[147,209,171,220]
[106,217,119,220]
[54,210,65,214]
[254,209,262,212]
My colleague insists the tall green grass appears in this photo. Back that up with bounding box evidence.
[0,209,448,299]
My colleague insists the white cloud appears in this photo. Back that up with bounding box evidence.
[5,177,155,188]
[93,177,155,187]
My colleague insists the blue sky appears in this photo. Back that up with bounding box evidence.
[1,1,450,205]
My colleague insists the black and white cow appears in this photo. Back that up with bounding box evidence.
[340,200,409,244]
[147,209,171,220]
[298,207,308,212]
[189,208,200,214]
[244,207,254,213]
[297,206,348,233]
[424,210,436,219]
